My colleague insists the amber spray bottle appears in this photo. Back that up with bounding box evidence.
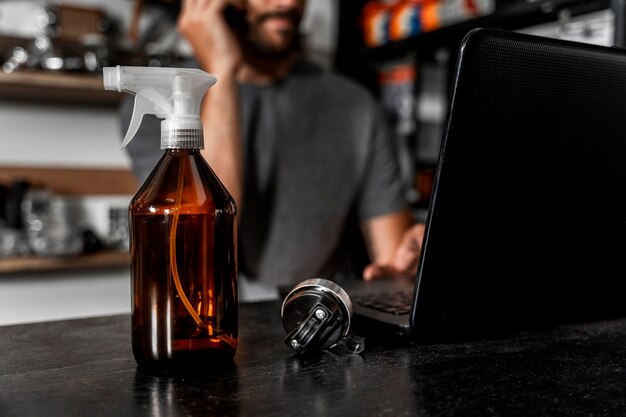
[103,66,237,367]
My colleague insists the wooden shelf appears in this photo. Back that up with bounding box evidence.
[0,166,139,196]
[0,70,122,106]
[0,250,130,275]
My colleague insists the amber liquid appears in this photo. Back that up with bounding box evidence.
[130,149,237,367]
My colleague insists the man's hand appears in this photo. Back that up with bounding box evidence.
[178,0,246,208]
[362,223,425,281]
[177,0,244,76]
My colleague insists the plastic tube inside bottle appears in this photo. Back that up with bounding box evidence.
[168,160,237,348]
[169,162,207,330]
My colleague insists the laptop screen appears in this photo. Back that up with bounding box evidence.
[411,29,626,341]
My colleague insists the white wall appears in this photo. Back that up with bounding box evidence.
[0,267,130,326]
[0,101,130,168]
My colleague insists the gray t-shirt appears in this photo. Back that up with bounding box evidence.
[121,59,408,287]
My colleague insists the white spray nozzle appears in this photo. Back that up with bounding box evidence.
[103,66,217,149]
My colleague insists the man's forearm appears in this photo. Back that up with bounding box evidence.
[361,209,415,264]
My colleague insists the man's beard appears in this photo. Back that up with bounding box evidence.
[239,11,302,62]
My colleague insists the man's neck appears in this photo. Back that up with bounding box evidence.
[237,53,299,85]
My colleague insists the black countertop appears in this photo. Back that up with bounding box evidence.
[1,301,625,416]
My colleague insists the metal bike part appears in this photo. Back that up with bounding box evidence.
[281,278,364,355]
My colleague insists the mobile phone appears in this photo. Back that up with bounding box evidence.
[224,5,246,33]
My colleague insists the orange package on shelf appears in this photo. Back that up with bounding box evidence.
[361,1,391,47]
[420,0,441,32]
[389,1,422,41]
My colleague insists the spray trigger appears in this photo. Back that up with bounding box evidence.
[121,94,164,148]
[103,65,216,150]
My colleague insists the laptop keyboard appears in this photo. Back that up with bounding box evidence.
[351,290,413,315]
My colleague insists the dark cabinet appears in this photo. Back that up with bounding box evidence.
[335,0,619,213]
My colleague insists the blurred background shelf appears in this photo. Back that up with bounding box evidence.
[0,167,135,276]
[0,70,122,106]
[0,250,130,275]
[0,251,130,274]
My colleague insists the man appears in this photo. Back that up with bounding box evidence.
[124,0,423,299]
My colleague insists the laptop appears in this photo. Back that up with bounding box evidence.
[345,28,626,342]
